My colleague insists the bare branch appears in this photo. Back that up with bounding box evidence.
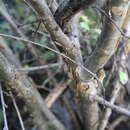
[45,0,58,13]
[25,0,76,53]
[17,62,64,72]
[84,0,130,80]
[98,82,122,130]
[0,52,66,130]
[45,80,70,108]
[10,92,25,130]
[98,5,130,129]
[93,95,130,117]
[0,33,99,80]
[108,116,128,130]
[0,83,9,130]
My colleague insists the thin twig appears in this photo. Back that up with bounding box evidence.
[98,82,122,130]
[32,21,41,37]
[45,80,71,108]
[43,67,60,85]
[0,83,9,130]
[24,0,38,15]
[108,115,128,130]
[93,95,130,117]
[104,56,116,88]
[0,33,100,81]
[17,62,64,72]
[10,92,25,130]
[17,19,41,28]
[93,4,130,40]
[62,96,81,130]
[30,28,50,37]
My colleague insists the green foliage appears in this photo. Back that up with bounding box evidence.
[28,15,36,22]
[119,68,128,85]
[43,51,55,60]
[80,15,95,30]
[35,36,48,45]
[79,8,101,46]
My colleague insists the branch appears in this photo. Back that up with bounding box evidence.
[0,33,99,80]
[0,83,9,130]
[0,3,43,63]
[54,0,97,28]
[98,82,122,130]
[98,5,130,129]
[45,80,70,108]
[0,52,66,130]
[10,92,25,130]
[45,0,58,13]
[17,62,64,72]
[84,0,129,80]
[93,95,130,117]
[0,36,20,67]
[25,0,74,50]
[108,115,128,130]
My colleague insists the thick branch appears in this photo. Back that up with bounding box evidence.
[0,52,65,130]
[45,80,70,108]
[0,2,58,86]
[98,6,130,129]
[26,0,75,51]
[84,0,129,80]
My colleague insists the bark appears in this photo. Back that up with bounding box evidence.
[18,0,130,130]
[98,3,130,129]
[24,0,99,129]
[0,51,65,130]
[46,0,58,13]
[84,0,130,80]
[0,1,58,86]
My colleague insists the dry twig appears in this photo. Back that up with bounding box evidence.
[0,83,9,130]
[10,92,25,130]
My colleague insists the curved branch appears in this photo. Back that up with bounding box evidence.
[54,0,97,28]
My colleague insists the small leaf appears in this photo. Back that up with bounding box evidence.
[94,28,101,34]
[28,15,36,21]
[80,22,90,30]
[43,51,55,60]
[80,16,95,25]
[119,68,128,85]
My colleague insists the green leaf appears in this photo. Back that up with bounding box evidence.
[90,39,97,46]
[119,68,128,85]
[28,15,36,21]
[94,28,101,34]
[80,22,90,30]
[80,16,95,25]
[43,51,55,60]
